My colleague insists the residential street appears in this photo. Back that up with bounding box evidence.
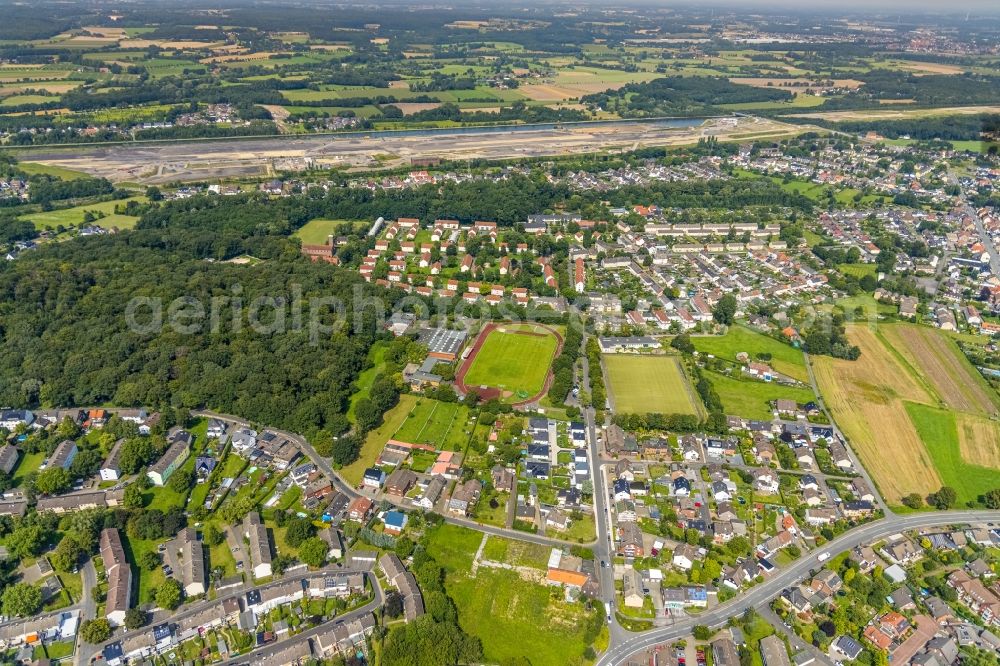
[597,509,1000,665]
[73,560,99,666]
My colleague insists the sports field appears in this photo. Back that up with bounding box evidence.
[813,323,1000,505]
[603,354,701,415]
[293,218,357,245]
[461,324,559,400]
[690,325,809,382]
[392,399,473,451]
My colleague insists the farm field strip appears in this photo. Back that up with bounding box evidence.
[880,324,1000,416]
[813,323,1000,504]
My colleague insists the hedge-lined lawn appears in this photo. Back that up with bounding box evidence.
[604,354,701,415]
[692,325,808,382]
[20,196,145,230]
[706,370,816,420]
[463,325,558,398]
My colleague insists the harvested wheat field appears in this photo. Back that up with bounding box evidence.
[394,102,443,114]
[812,327,939,502]
[881,323,1000,416]
[815,323,1000,504]
[956,413,1000,469]
[899,61,965,75]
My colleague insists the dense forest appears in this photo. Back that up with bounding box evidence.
[582,76,793,117]
[0,212,396,437]
[818,114,1000,141]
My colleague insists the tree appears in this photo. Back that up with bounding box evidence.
[124,483,145,509]
[983,488,1000,510]
[285,517,316,548]
[124,607,147,630]
[693,625,713,640]
[330,435,361,467]
[51,534,84,572]
[928,486,957,510]
[384,591,404,618]
[298,537,328,568]
[312,430,335,457]
[35,467,71,495]
[2,583,42,617]
[156,578,183,610]
[902,493,923,509]
[141,551,161,571]
[713,294,737,326]
[81,618,112,643]
[119,438,156,475]
[7,524,45,559]
[168,468,194,494]
[354,398,382,432]
[203,524,225,546]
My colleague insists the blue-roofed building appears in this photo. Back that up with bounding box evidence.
[383,510,408,535]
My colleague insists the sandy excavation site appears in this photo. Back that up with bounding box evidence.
[17,116,800,184]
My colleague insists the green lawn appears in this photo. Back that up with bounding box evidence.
[691,325,809,382]
[838,263,877,279]
[292,218,357,245]
[904,402,999,505]
[20,196,145,230]
[392,399,472,450]
[425,524,598,666]
[17,162,90,180]
[204,521,238,577]
[706,370,816,420]
[12,451,45,488]
[125,536,167,605]
[463,324,559,399]
[603,354,701,415]
[340,394,419,486]
[348,343,387,423]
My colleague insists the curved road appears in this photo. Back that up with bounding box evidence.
[597,509,1000,665]
[195,410,597,549]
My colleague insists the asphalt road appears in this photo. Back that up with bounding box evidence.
[194,410,595,549]
[597,509,1000,665]
[74,560,99,666]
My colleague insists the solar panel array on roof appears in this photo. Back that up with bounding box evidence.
[420,328,467,358]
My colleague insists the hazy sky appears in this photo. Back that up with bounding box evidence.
[628,0,1000,15]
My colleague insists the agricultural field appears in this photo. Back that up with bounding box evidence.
[706,370,817,421]
[603,354,702,415]
[462,324,559,400]
[813,323,1000,505]
[691,325,809,382]
[425,524,601,666]
[292,218,355,245]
